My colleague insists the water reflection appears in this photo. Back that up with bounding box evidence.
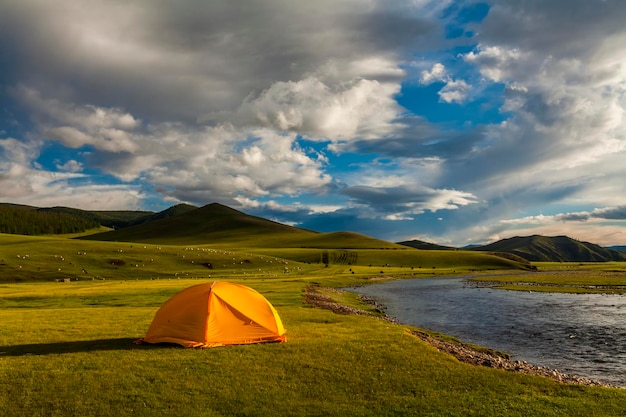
[348,277,626,387]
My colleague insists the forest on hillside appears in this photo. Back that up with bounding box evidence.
[0,206,100,235]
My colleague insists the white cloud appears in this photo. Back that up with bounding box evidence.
[0,165,143,210]
[0,137,37,167]
[16,86,140,130]
[7,88,335,203]
[314,57,406,85]
[0,0,443,211]
[419,62,470,104]
[1,132,142,209]
[25,181,144,210]
[438,79,470,104]
[45,127,92,149]
[231,76,403,141]
[135,126,333,201]
[341,183,478,218]
[55,159,83,173]
[384,213,414,221]
[16,87,140,153]
[501,206,626,226]
[446,3,626,221]
[464,45,524,82]
[46,126,138,153]
[305,204,343,214]
[420,63,447,84]
[235,197,342,216]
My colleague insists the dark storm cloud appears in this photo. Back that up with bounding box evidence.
[590,206,626,220]
[0,1,441,123]
[480,0,626,57]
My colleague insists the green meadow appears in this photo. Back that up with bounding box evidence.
[1,233,625,416]
[469,262,626,293]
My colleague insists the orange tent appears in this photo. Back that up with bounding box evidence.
[136,282,286,348]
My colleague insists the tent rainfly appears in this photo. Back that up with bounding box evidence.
[136,281,286,348]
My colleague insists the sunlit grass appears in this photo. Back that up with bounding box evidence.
[470,263,626,294]
[2,277,625,416]
[0,233,528,284]
[2,236,626,416]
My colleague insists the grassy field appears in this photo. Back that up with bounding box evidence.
[469,262,626,293]
[1,234,626,416]
[0,233,529,283]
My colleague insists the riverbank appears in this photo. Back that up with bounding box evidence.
[303,284,616,388]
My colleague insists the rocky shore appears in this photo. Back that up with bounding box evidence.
[303,285,615,388]
[408,329,609,387]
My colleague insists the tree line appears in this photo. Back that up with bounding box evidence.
[0,206,100,235]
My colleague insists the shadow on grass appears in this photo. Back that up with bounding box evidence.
[0,338,180,356]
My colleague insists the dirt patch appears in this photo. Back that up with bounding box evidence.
[303,285,372,316]
[303,285,615,388]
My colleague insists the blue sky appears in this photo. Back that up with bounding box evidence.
[1,0,626,246]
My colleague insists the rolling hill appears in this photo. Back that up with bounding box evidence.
[4,200,624,263]
[0,202,535,282]
[39,205,195,228]
[0,202,158,231]
[78,203,401,248]
[0,203,199,233]
[78,202,306,244]
[397,239,456,251]
[470,235,626,262]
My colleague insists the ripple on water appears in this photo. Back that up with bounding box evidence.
[348,277,626,388]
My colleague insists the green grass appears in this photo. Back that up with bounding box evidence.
[470,263,626,293]
[0,233,529,283]
[2,279,625,417]
[0,233,326,282]
[1,235,625,416]
[251,247,527,271]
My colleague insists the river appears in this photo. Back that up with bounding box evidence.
[347,277,626,387]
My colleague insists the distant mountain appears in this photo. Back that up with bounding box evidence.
[398,238,534,267]
[470,235,626,262]
[6,200,622,261]
[462,244,482,249]
[397,239,456,250]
